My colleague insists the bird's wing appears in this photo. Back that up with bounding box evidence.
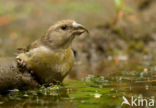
[16,47,27,53]
[27,40,40,51]
[16,40,40,53]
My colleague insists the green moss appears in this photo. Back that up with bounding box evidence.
[65,79,123,108]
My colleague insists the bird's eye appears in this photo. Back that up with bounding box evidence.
[61,25,67,30]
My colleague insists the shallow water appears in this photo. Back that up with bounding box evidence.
[0,56,156,108]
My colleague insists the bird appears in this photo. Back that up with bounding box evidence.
[16,20,89,85]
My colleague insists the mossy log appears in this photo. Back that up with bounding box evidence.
[0,58,39,94]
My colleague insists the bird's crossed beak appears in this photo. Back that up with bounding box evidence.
[72,21,89,35]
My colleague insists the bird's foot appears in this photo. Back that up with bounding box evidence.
[16,56,27,68]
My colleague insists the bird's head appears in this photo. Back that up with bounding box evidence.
[41,20,88,49]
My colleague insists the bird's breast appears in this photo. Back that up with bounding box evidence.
[23,46,74,83]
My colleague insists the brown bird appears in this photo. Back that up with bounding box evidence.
[16,20,88,85]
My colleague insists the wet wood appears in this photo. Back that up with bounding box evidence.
[0,58,39,94]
